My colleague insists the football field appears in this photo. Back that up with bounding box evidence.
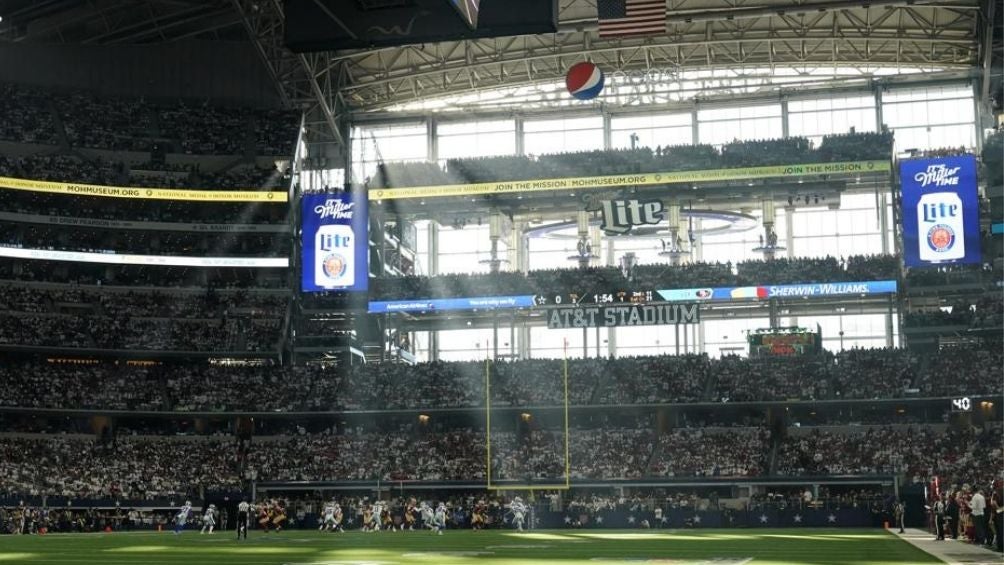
[0,528,946,564]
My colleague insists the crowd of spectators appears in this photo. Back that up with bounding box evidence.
[0,154,290,195]
[0,315,280,352]
[368,132,894,189]
[906,262,1002,288]
[0,435,242,500]
[0,421,995,502]
[0,225,287,257]
[371,255,900,300]
[0,285,287,352]
[0,259,289,289]
[1,83,299,156]
[0,83,58,145]
[0,345,998,411]
[776,425,1002,488]
[649,428,768,477]
[904,294,1003,329]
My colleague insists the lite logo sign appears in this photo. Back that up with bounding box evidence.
[600,199,664,235]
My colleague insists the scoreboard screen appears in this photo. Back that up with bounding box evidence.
[748,327,822,357]
[532,290,655,306]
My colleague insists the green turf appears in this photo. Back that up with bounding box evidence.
[0,528,943,565]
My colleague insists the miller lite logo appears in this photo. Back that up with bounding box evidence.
[315,225,354,288]
[314,199,355,220]
[914,164,961,188]
[600,199,665,235]
[917,192,965,262]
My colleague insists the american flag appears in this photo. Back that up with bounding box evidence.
[597,0,666,38]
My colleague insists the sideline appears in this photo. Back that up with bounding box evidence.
[892,527,1003,564]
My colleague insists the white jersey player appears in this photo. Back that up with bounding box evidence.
[508,497,528,532]
[320,502,337,531]
[420,502,435,530]
[432,503,447,535]
[321,501,345,533]
[200,504,216,534]
[173,501,192,534]
[372,501,384,531]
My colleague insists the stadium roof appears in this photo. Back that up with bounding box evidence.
[0,0,998,148]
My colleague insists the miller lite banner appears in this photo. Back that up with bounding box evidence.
[600,198,665,235]
[900,155,981,268]
[301,193,368,292]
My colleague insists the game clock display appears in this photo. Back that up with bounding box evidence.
[532,290,655,306]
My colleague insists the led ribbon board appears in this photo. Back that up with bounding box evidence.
[0,247,288,268]
[657,280,898,302]
[367,280,898,313]
[368,160,890,200]
[0,176,287,202]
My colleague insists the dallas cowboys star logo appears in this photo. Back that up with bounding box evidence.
[627,516,636,524]
[595,516,604,524]
[563,516,572,524]
[827,514,837,523]
[759,514,768,524]
[693,515,702,524]
[793,515,803,523]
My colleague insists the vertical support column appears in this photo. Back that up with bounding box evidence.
[515,115,525,156]
[784,206,795,259]
[519,323,531,360]
[784,205,797,327]
[488,209,503,273]
[512,220,530,275]
[972,82,985,153]
[697,315,705,354]
[492,316,499,360]
[427,118,438,162]
[575,210,592,268]
[428,222,440,276]
[874,88,885,135]
[508,220,521,271]
[692,217,703,262]
[603,111,613,150]
[760,197,778,260]
[428,222,440,360]
[780,99,790,139]
[590,225,602,266]
[878,192,890,255]
[691,107,700,145]
[664,201,684,266]
[886,296,896,348]
[510,316,517,358]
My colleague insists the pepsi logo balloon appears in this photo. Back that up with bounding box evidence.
[565,62,605,100]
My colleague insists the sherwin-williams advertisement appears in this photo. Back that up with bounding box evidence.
[900,155,981,267]
[301,193,368,292]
